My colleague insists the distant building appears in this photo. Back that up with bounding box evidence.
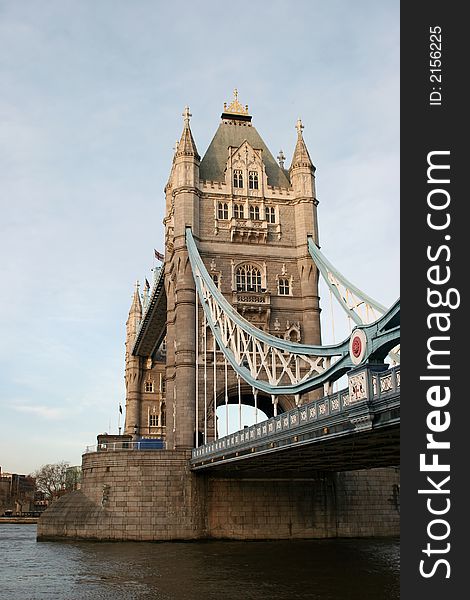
[65,465,82,492]
[0,467,36,515]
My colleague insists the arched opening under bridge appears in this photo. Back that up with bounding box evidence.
[215,389,294,438]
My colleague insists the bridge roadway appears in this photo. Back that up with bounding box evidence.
[190,364,400,475]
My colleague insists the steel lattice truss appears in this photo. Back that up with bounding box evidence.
[307,237,400,363]
[186,228,399,396]
[307,237,387,325]
[197,270,343,393]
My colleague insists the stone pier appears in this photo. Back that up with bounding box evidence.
[37,449,399,541]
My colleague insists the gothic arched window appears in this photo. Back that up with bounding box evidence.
[265,206,276,223]
[249,205,260,220]
[233,204,244,219]
[249,171,259,189]
[278,278,290,295]
[211,273,220,288]
[236,264,262,292]
[233,169,243,188]
[145,381,154,392]
[217,202,228,220]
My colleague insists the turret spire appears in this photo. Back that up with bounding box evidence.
[183,105,191,125]
[290,118,314,171]
[132,280,142,308]
[176,105,200,159]
[124,281,143,437]
[127,281,142,330]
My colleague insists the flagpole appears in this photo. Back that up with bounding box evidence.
[118,403,122,435]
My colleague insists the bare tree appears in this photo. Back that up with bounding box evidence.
[30,461,70,500]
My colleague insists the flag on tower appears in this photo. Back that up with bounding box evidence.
[145,278,150,288]
[119,404,122,414]
[154,250,164,262]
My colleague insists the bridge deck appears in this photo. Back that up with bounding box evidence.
[190,365,400,474]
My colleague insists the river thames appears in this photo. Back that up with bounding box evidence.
[0,524,399,599]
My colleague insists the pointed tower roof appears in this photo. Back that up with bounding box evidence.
[175,106,200,160]
[290,118,315,171]
[129,281,142,318]
[199,91,290,187]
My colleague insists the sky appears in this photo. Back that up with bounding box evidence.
[0,0,399,474]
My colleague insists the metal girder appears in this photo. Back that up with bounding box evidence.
[307,237,387,325]
[308,237,400,364]
[186,228,400,395]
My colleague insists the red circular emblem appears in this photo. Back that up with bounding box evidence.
[352,336,362,358]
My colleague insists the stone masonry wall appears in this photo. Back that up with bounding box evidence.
[37,450,205,541]
[334,468,400,537]
[38,449,399,541]
[207,467,400,539]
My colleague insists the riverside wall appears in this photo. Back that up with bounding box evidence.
[37,450,399,541]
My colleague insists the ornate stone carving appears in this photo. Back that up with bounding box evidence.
[380,374,393,393]
[284,322,301,343]
[350,415,373,431]
[348,371,367,402]
[223,89,249,116]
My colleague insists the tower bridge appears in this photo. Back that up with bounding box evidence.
[38,92,400,542]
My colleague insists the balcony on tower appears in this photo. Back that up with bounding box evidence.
[232,289,271,329]
[230,216,268,243]
[230,262,271,327]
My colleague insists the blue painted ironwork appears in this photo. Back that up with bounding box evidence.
[186,227,400,394]
[307,236,387,325]
[191,365,400,468]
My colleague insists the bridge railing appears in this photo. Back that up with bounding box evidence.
[83,440,166,454]
[192,365,400,462]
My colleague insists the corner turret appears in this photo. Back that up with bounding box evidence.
[124,282,143,435]
[289,119,319,245]
[172,106,200,191]
[289,118,317,203]
[126,281,142,337]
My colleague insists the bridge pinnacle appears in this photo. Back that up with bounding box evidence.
[182,105,192,125]
[176,105,200,159]
[223,88,249,116]
[130,281,142,314]
[290,118,314,171]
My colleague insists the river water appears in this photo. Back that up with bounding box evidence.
[0,524,399,599]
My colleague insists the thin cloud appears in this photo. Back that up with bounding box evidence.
[12,404,68,420]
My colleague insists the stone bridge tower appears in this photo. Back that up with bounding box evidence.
[162,92,322,450]
[38,93,400,544]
